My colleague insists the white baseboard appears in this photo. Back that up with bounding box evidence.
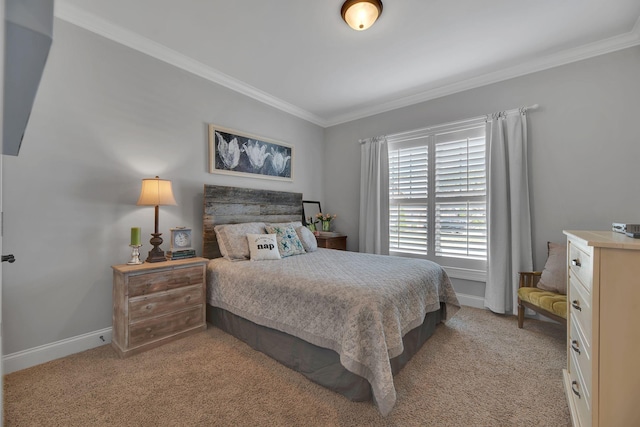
[3,327,112,374]
[3,294,486,374]
[456,292,485,309]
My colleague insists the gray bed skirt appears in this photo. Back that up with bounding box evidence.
[206,304,445,401]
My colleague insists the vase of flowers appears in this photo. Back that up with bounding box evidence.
[316,213,337,232]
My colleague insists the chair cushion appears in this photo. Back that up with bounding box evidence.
[518,287,567,319]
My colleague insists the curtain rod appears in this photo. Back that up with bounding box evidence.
[494,103,539,117]
[361,103,540,144]
[359,135,387,144]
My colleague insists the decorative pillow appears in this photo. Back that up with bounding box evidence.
[214,222,266,260]
[247,234,281,261]
[296,225,317,252]
[537,242,567,295]
[264,224,306,257]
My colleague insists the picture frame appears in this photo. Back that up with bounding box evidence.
[208,124,293,181]
[302,200,322,226]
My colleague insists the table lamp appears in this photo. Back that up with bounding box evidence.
[136,176,177,262]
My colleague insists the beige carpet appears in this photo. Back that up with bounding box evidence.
[4,307,570,426]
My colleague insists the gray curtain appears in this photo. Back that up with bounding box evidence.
[359,136,389,255]
[484,110,533,314]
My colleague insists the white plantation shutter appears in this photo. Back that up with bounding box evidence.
[435,201,487,258]
[389,142,428,255]
[435,127,487,259]
[389,145,428,199]
[389,203,428,255]
[388,120,487,263]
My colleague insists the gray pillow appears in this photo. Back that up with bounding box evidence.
[537,242,567,295]
[296,225,318,252]
[214,222,266,260]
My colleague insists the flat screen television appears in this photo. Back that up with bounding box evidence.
[3,0,53,156]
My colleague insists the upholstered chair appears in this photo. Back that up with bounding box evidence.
[517,242,567,328]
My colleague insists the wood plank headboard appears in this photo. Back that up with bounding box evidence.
[202,184,303,259]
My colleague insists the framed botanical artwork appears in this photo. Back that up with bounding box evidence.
[208,124,293,181]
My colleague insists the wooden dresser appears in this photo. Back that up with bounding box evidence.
[111,257,208,357]
[316,232,347,251]
[563,231,640,427]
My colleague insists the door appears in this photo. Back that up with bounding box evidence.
[0,154,3,427]
[1,0,6,424]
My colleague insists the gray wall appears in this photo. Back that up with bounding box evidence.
[4,17,640,356]
[1,20,325,355]
[324,46,640,297]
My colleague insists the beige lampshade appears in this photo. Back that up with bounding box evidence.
[136,176,177,206]
[341,0,383,31]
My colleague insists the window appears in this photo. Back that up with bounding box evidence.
[389,119,487,272]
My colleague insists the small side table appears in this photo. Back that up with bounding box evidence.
[111,257,208,357]
[316,232,347,251]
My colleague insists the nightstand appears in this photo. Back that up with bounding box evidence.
[316,232,347,251]
[111,257,208,357]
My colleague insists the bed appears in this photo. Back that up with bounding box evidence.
[203,185,459,415]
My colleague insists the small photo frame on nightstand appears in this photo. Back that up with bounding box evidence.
[170,227,193,251]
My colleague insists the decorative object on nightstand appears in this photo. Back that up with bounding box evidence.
[127,227,143,265]
[167,227,195,260]
[111,257,208,357]
[306,219,318,233]
[316,232,347,251]
[315,212,337,232]
[302,200,321,226]
[136,176,177,263]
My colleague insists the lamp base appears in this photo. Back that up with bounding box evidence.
[146,233,167,263]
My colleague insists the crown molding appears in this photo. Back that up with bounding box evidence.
[55,2,640,129]
[53,2,328,127]
[325,20,640,126]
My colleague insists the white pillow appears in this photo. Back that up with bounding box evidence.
[296,226,317,252]
[247,234,281,261]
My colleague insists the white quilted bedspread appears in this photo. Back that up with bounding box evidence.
[206,248,459,415]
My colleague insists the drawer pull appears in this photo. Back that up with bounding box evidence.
[571,381,581,398]
[571,340,581,355]
[571,259,581,267]
[146,304,152,310]
[571,300,582,311]
[185,295,191,302]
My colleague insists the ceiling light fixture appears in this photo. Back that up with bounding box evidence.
[341,0,383,31]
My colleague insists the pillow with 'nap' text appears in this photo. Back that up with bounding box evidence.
[247,234,281,261]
